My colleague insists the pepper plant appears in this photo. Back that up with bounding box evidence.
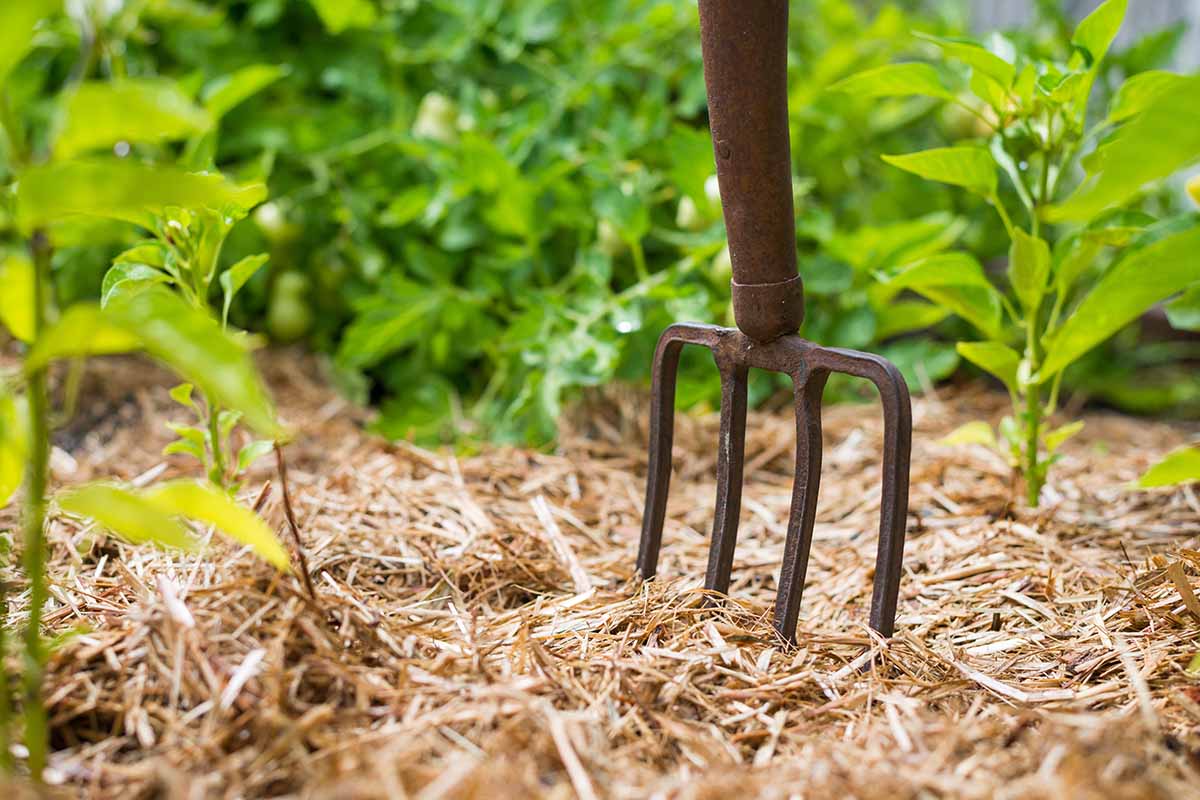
[1,1,289,781]
[836,0,1200,506]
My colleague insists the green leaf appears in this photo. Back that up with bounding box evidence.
[1042,226,1200,377]
[143,480,290,570]
[307,0,377,33]
[874,301,950,339]
[1043,421,1084,453]
[1165,284,1200,332]
[0,0,59,89]
[219,254,269,327]
[1072,0,1128,66]
[915,33,1015,88]
[58,482,198,550]
[882,147,997,197]
[105,289,282,439]
[100,262,172,308]
[202,65,288,120]
[0,255,35,342]
[1048,75,1200,222]
[24,304,143,370]
[829,63,954,100]
[379,185,434,228]
[16,159,267,232]
[1138,445,1200,488]
[1008,229,1051,314]
[0,389,28,508]
[55,79,212,159]
[957,341,1021,394]
[168,383,196,410]
[114,242,168,269]
[1107,70,1191,124]
[1054,235,1103,295]
[940,421,996,448]
[236,439,275,473]
[884,253,1004,338]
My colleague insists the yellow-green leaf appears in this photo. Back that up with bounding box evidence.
[0,389,28,508]
[1042,226,1200,377]
[144,480,290,570]
[16,159,267,232]
[915,33,1015,88]
[957,341,1021,395]
[24,303,143,371]
[0,0,59,88]
[0,255,36,342]
[1107,70,1190,124]
[307,0,376,34]
[1043,421,1084,453]
[58,482,199,550]
[202,65,288,120]
[940,421,996,448]
[55,79,212,159]
[1138,445,1200,488]
[1072,0,1128,66]
[829,63,954,101]
[882,147,997,197]
[1008,229,1051,315]
[105,288,282,439]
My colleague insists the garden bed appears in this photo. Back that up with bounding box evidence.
[7,351,1200,798]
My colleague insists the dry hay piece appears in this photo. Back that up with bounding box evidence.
[1,352,1198,797]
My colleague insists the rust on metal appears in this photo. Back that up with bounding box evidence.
[636,0,914,643]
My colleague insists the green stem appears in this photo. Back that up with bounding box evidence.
[206,394,227,488]
[22,231,52,782]
[992,194,1017,241]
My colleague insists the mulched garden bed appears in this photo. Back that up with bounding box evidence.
[3,351,1200,798]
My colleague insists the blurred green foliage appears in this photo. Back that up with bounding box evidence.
[2,0,1195,445]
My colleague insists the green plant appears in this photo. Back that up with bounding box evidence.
[0,1,289,780]
[837,0,1200,506]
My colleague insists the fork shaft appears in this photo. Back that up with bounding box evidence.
[704,358,749,594]
[699,0,803,342]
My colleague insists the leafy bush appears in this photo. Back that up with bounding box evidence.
[840,0,1200,505]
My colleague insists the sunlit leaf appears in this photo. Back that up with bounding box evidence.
[144,480,290,570]
[1048,75,1200,221]
[0,255,36,342]
[957,341,1021,394]
[1165,284,1200,332]
[873,301,950,339]
[58,482,198,550]
[882,147,997,197]
[915,33,1015,88]
[885,253,1004,338]
[0,388,28,508]
[1008,229,1050,314]
[219,254,269,327]
[105,288,282,439]
[307,0,377,34]
[940,420,996,448]
[16,159,267,231]
[55,79,212,159]
[24,304,143,370]
[1042,226,1200,377]
[0,0,59,88]
[202,64,288,120]
[236,439,275,473]
[829,63,954,100]
[1043,421,1084,453]
[1138,445,1200,488]
[1072,0,1128,66]
[1107,70,1190,123]
[100,262,172,308]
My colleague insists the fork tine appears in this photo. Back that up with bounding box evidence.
[704,359,750,595]
[636,341,687,581]
[773,369,828,643]
[864,361,912,637]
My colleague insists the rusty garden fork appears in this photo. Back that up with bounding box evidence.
[635,0,913,644]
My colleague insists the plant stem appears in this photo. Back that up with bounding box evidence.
[22,231,52,782]
[206,394,227,488]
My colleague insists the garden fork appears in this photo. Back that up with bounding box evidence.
[636,0,913,643]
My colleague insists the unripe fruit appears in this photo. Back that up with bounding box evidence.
[676,195,704,230]
[412,93,459,144]
[597,219,627,257]
[268,273,312,342]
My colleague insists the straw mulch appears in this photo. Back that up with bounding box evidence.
[4,351,1200,798]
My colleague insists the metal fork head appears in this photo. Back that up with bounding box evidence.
[636,322,913,644]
